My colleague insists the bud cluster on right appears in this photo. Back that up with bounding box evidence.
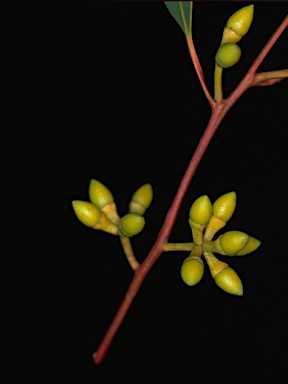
[181,191,261,296]
[215,4,254,68]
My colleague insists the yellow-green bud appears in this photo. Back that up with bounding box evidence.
[72,200,101,228]
[218,231,249,255]
[216,43,242,68]
[215,267,243,296]
[89,179,114,209]
[225,4,254,41]
[129,183,153,215]
[180,257,204,286]
[189,195,213,225]
[235,236,261,256]
[119,213,145,237]
[212,191,236,222]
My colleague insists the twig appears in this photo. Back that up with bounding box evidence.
[119,236,140,270]
[93,14,287,366]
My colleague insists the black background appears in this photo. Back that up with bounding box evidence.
[41,1,288,381]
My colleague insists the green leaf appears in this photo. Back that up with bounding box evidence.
[164,2,193,37]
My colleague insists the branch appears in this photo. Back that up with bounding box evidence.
[93,104,227,365]
[252,69,288,86]
[226,15,288,105]
[92,13,288,366]
[249,15,288,75]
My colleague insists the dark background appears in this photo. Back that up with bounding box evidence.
[43,1,288,380]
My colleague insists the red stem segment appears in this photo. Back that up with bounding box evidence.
[93,15,287,365]
[94,104,227,364]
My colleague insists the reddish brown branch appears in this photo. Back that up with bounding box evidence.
[252,70,288,86]
[93,14,287,365]
[227,15,288,104]
[93,104,227,365]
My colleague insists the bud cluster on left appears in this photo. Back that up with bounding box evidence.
[72,179,153,238]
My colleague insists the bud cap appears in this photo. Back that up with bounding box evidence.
[189,195,213,225]
[129,184,153,215]
[89,179,114,209]
[72,200,101,228]
[212,191,236,222]
[215,267,243,296]
[219,231,249,255]
[226,4,254,37]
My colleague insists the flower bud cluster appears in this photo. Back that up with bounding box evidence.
[178,191,261,296]
[72,180,153,239]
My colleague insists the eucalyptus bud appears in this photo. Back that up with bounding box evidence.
[129,183,153,215]
[204,192,237,241]
[180,256,204,287]
[119,213,145,237]
[234,236,261,256]
[89,179,114,208]
[72,200,119,235]
[89,179,120,224]
[216,231,249,255]
[189,195,213,245]
[189,195,213,225]
[216,43,242,68]
[222,4,254,44]
[215,267,243,296]
[72,200,101,228]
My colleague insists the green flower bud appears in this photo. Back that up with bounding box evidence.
[189,195,213,225]
[218,231,249,255]
[226,4,254,40]
[215,267,243,296]
[180,257,204,286]
[72,200,101,228]
[89,179,114,209]
[129,183,153,215]
[204,192,237,241]
[212,191,236,222]
[234,236,261,256]
[216,43,242,68]
[89,179,120,224]
[119,213,145,237]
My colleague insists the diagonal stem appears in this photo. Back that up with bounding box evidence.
[186,35,216,108]
[119,236,140,270]
[92,13,287,366]
[93,103,227,364]
[226,15,288,104]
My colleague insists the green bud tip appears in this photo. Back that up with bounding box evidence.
[72,200,101,228]
[88,179,114,209]
[189,195,213,225]
[219,231,249,255]
[213,191,236,222]
[235,236,261,256]
[226,4,254,37]
[129,183,153,214]
[215,267,243,296]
